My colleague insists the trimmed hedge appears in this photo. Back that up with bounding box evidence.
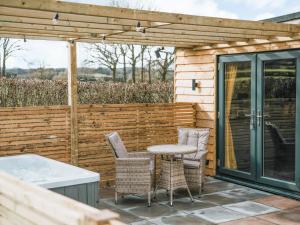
[0,78,173,107]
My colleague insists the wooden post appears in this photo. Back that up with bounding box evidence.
[68,41,78,165]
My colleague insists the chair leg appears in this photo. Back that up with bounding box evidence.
[198,181,204,197]
[148,192,151,207]
[198,185,202,197]
[115,192,118,204]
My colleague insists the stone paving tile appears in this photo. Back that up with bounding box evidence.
[255,195,300,210]
[219,217,277,225]
[221,187,272,201]
[190,206,248,224]
[100,187,115,199]
[126,203,178,220]
[205,176,221,183]
[257,207,300,225]
[151,189,185,202]
[149,212,214,225]
[159,197,217,213]
[103,195,150,210]
[100,202,142,224]
[223,201,279,216]
[131,220,156,225]
[199,192,245,205]
[202,181,243,194]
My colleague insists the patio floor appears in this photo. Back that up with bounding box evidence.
[99,177,300,225]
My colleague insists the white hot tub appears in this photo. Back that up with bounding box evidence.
[0,154,100,207]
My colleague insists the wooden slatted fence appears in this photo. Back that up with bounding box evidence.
[0,106,71,163]
[77,103,196,185]
[0,103,196,185]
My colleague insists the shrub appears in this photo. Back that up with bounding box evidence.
[0,78,174,107]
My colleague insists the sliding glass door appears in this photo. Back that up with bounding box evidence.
[218,50,300,193]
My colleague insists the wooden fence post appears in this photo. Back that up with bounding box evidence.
[68,41,78,165]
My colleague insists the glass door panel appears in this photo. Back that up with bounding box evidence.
[218,54,256,180]
[263,59,296,182]
[257,51,300,192]
[224,62,252,173]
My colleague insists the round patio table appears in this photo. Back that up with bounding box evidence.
[147,144,197,206]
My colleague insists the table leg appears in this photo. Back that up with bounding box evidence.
[153,154,156,190]
[170,156,173,206]
[152,154,158,200]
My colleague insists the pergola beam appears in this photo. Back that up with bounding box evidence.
[0,12,292,40]
[193,36,300,50]
[2,0,300,33]
[0,21,251,44]
[0,0,300,47]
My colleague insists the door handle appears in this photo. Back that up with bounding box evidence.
[245,111,256,130]
[257,111,270,126]
[257,111,262,126]
[256,111,271,126]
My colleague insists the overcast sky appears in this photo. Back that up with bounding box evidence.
[5,0,300,69]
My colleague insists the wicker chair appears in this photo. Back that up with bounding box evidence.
[177,128,210,196]
[105,132,154,206]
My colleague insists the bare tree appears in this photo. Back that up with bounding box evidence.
[146,48,153,84]
[126,44,141,83]
[157,48,175,81]
[85,44,120,82]
[140,45,147,82]
[119,45,128,82]
[0,38,22,77]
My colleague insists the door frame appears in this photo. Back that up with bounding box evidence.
[217,49,300,193]
[217,54,256,181]
[256,50,300,192]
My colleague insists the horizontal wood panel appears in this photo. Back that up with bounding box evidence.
[176,87,214,96]
[175,80,215,88]
[176,64,215,72]
[0,106,71,163]
[176,95,214,104]
[175,72,215,80]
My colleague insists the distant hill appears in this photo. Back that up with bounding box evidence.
[5,66,174,82]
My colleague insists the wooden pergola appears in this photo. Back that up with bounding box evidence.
[1,0,300,49]
[1,0,300,165]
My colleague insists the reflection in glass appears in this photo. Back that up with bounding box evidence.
[225,61,251,172]
[263,59,296,182]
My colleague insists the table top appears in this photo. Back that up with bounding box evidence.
[147,144,197,155]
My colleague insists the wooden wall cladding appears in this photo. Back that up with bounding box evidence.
[174,40,300,176]
[0,103,195,185]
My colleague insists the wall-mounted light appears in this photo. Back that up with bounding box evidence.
[136,21,146,33]
[52,12,59,24]
[101,34,106,44]
[192,79,201,91]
